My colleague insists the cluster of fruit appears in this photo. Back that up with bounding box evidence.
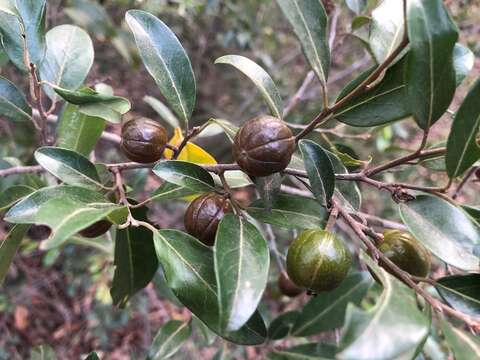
[79,115,431,296]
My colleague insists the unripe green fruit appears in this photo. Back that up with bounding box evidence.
[286,229,352,293]
[378,230,431,277]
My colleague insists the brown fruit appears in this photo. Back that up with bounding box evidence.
[28,225,52,241]
[120,118,168,163]
[79,220,112,238]
[378,230,431,277]
[233,115,295,177]
[278,272,303,297]
[184,192,233,246]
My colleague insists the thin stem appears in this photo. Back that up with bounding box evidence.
[452,166,478,199]
[325,206,339,232]
[264,224,285,272]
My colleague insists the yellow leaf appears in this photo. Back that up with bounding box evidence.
[164,127,217,165]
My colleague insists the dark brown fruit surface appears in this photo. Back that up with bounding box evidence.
[232,115,295,177]
[79,220,112,238]
[287,229,352,293]
[28,225,52,241]
[120,118,168,163]
[379,229,431,277]
[278,272,304,297]
[184,192,233,246]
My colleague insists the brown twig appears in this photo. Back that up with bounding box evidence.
[452,166,478,199]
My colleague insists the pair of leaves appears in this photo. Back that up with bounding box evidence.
[53,86,131,123]
[399,194,480,271]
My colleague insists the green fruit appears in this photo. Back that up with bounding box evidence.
[286,229,352,293]
[379,229,431,277]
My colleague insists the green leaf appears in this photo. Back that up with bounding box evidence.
[192,316,216,346]
[435,274,480,317]
[399,194,480,271]
[15,0,46,66]
[39,24,94,101]
[463,205,480,225]
[327,151,362,211]
[268,311,300,340]
[126,10,196,124]
[144,95,180,129]
[441,320,480,360]
[36,197,127,250]
[153,160,215,192]
[206,119,238,143]
[153,229,267,345]
[150,182,197,203]
[0,75,32,121]
[0,4,25,70]
[276,0,329,85]
[148,320,191,360]
[248,194,327,230]
[335,56,409,127]
[35,147,104,190]
[111,206,158,308]
[57,103,106,156]
[299,139,335,206]
[64,0,114,39]
[0,224,29,285]
[369,0,405,63]
[445,78,480,178]
[406,0,458,130]
[346,0,366,14]
[254,173,282,212]
[30,345,57,360]
[453,43,474,86]
[351,16,371,31]
[292,272,372,337]
[0,184,35,211]
[215,55,283,119]
[5,185,110,224]
[214,214,269,332]
[84,352,100,360]
[53,86,131,123]
[338,255,430,360]
[268,343,336,360]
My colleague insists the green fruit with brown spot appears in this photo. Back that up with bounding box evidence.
[286,229,352,293]
[378,229,431,277]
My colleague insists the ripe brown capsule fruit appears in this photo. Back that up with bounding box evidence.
[378,229,431,277]
[233,115,295,177]
[278,272,303,297]
[184,192,233,246]
[79,220,112,238]
[286,229,352,293]
[120,118,168,163]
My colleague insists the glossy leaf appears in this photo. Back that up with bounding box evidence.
[84,353,99,360]
[144,95,180,129]
[441,320,480,360]
[254,173,282,212]
[276,0,330,85]
[153,229,267,345]
[153,160,215,192]
[453,43,474,86]
[268,343,336,360]
[36,197,127,250]
[54,86,131,123]
[445,78,480,178]
[15,0,46,66]
[399,194,480,271]
[0,4,25,70]
[299,139,335,206]
[406,0,458,130]
[35,147,104,190]
[0,224,29,285]
[0,75,32,122]
[214,214,269,332]
[215,55,283,119]
[338,256,430,360]
[369,0,404,63]
[148,320,191,360]
[335,56,409,126]
[150,182,197,203]
[30,345,57,360]
[435,274,480,317]
[5,185,109,224]
[268,311,300,340]
[247,194,327,230]
[126,10,196,124]
[40,24,94,101]
[111,206,158,308]
[57,104,106,156]
[292,272,372,337]
[0,185,35,211]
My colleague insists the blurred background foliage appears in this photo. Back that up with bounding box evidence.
[0,0,478,358]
